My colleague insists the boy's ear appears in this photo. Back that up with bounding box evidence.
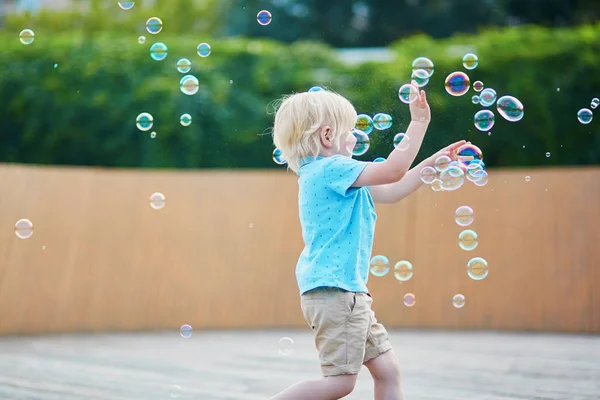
[319,126,333,148]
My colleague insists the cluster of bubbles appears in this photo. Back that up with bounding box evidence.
[577,97,598,125]
[420,143,489,191]
[351,113,394,156]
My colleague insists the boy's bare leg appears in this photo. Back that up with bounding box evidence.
[363,349,403,400]
[270,373,357,400]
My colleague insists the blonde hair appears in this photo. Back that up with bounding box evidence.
[272,90,357,172]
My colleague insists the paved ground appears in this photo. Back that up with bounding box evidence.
[0,329,598,400]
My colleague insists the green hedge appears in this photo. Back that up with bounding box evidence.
[1,24,599,169]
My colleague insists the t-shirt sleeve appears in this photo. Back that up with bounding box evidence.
[323,155,369,197]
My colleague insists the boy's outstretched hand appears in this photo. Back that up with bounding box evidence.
[409,81,431,123]
[428,140,471,165]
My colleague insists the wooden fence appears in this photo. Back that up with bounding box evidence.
[0,164,598,335]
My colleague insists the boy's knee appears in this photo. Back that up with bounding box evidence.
[327,373,357,397]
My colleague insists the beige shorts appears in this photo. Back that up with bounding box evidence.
[300,287,392,376]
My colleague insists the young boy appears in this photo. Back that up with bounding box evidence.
[270,86,466,400]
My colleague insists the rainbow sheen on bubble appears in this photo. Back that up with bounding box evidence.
[180,75,199,95]
[458,229,478,251]
[356,114,374,134]
[411,69,430,88]
[462,53,478,70]
[308,86,324,92]
[420,166,437,184]
[176,58,192,73]
[404,293,416,307]
[138,36,146,44]
[373,113,393,130]
[472,95,480,104]
[272,148,286,165]
[431,179,443,192]
[136,112,153,131]
[434,155,452,172]
[457,143,483,167]
[370,255,390,277]
[473,81,484,92]
[439,165,465,191]
[15,218,34,239]
[474,110,495,132]
[398,84,419,104]
[577,108,593,124]
[393,133,410,151]
[479,88,497,107]
[394,260,413,282]
[150,42,168,61]
[412,57,434,78]
[197,43,211,57]
[474,170,489,187]
[118,1,135,10]
[591,98,599,110]
[467,257,488,280]
[496,96,524,122]
[373,157,386,163]
[452,294,466,308]
[278,337,295,356]
[19,29,34,45]
[150,192,166,210]
[257,10,272,26]
[444,71,470,97]
[455,206,474,227]
[146,17,163,34]
[352,129,370,156]
[180,113,192,127]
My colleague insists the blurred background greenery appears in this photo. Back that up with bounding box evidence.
[0,0,598,169]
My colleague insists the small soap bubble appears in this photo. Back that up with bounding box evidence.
[373,113,393,130]
[472,81,484,92]
[462,53,478,70]
[197,43,212,57]
[458,229,478,251]
[118,1,135,10]
[591,98,599,110]
[355,114,374,135]
[467,257,489,280]
[411,57,434,78]
[176,58,192,73]
[411,69,430,87]
[180,75,199,95]
[352,129,370,156]
[150,192,166,210]
[180,113,192,126]
[272,148,287,165]
[278,337,294,355]
[150,131,157,139]
[471,95,480,104]
[474,110,495,132]
[393,133,410,151]
[138,36,146,44]
[370,255,390,277]
[398,84,419,104]
[308,86,324,92]
[149,42,168,61]
[257,10,272,25]
[434,155,452,172]
[452,294,466,308]
[146,17,163,34]
[180,324,192,338]
[373,157,386,163]
[170,385,182,398]
[420,166,437,184]
[455,206,474,227]
[444,71,470,96]
[403,293,416,307]
[577,108,593,124]
[545,152,550,158]
[496,95,524,122]
[439,165,465,191]
[19,29,35,45]
[473,170,489,187]
[479,88,497,107]
[136,112,154,131]
[431,179,443,192]
[15,219,34,239]
[394,261,413,282]
[525,176,531,182]
[457,143,483,168]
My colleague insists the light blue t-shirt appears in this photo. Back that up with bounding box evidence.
[295,155,377,295]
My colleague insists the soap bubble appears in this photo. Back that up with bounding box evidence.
[496,95,524,122]
[591,98,599,110]
[462,53,478,70]
[373,157,386,163]
[180,113,192,126]
[431,179,443,192]
[257,10,272,25]
[455,206,474,227]
[439,165,465,191]
[352,129,370,156]
[308,86,324,92]
[146,17,163,34]
[180,324,192,338]
[398,84,419,104]
[197,43,211,57]
[458,229,478,251]
[170,385,182,398]
[136,113,153,131]
[474,110,495,132]
[473,81,484,92]
[355,114,374,135]
[444,72,470,96]
[577,108,593,124]
[467,257,488,280]
[420,166,437,184]
[479,88,497,107]
[176,58,192,73]
[373,113,393,130]
[370,255,390,277]
[118,1,135,10]
[434,155,452,172]
[15,219,34,239]
[272,148,286,165]
[394,261,414,282]
[411,69,430,87]
[457,143,483,167]
[393,133,410,151]
[19,29,35,45]
[411,57,434,78]
[150,42,168,61]
[452,294,466,308]
[278,337,295,356]
[471,95,480,104]
[403,293,416,307]
[473,170,489,187]
[180,75,199,95]
[150,192,166,210]
[138,36,146,44]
